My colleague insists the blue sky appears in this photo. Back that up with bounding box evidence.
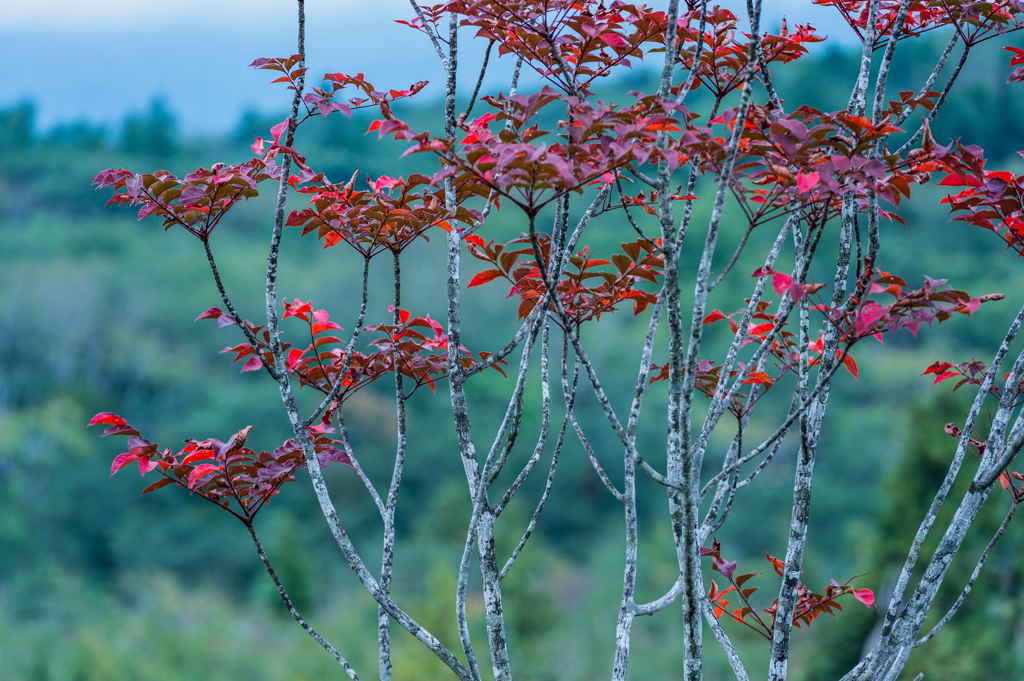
[1,0,853,137]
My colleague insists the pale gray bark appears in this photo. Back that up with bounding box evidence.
[612,296,664,680]
[871,0,913,124]
[676,0,708,106]
[767,295,814,681]
[845,309,1024,681]
[203,239,278,378]
[893,33,958,128]
[692,217,793,465]
[915,501,1017,648]
[746,0,782,112]
[847,0,881,117]
[407,0,451,75]
[872,305,1024,646]
[182,3,1024,679]
[257,5,473,679]
[703,598,751,681]
[377,251,408,681]
[671,3,761,674]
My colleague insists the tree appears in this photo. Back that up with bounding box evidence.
[88,1,1024,679]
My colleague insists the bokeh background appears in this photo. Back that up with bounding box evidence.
[2,2,1024,679]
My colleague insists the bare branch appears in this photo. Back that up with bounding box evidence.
[378,251,409,681]
[247,523,361,680]
[572,410,625,502]
[847,0,881,116]
[896,42,970,155]
[747,0,782,112]
[463,39,495,119]
[632,577,684,616]
[871,0,913,124]
[203,239,279,379]
[408,0,451,75]
[499,334,577,578]
[703,598,751,681]
[874,303,1024,647]
[894,33,958,128]
[677,0,708,106]
[707,220,756,291]
[915,501,1017,647]
[336,409,386,520]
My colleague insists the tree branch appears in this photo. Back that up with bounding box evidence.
[247,523,361,680]
[463,40,495,119]
[915,501,1017,648]
[203,238,279,379]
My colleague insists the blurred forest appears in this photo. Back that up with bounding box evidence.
[2,34,1024,680]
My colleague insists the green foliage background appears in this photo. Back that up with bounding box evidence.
[2,35,1024,680]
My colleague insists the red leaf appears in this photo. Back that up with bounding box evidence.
[141,477,176,495]
[195,307,224,321]
[923,361,953,375]
[599,32,629,48]
[89,412,128,427]
[139,456,158,476]
[101,424,140,438]
[373,175,400,191]
[311,321,342,335]
[797,171,819,193]
[644,121,682,132]
[182,450,214,466]
[852,588,875,608]
[241,357,263,372]
[271,119,290,144]
[842,352,858,380]
[110,451,139,476]
[741,371,773,386]
[703,310,728,325]
[772,272,794,296]
[469,269,504,287]
[188,463,221,488]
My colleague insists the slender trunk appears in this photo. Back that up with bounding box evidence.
[378,250,407,681]
[478,511,512,681]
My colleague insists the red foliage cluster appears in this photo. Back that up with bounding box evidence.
[701,539,874,639]
[465,234,663,323]
[88,414,350,523]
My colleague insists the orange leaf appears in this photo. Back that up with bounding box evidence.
[468,269,504,287]
[842,352,858,380]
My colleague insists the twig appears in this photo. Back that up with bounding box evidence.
[203,239,279,379]
[408,0,451,75]
[247,523,361,680]
[499,335,577,578]
[463,40,495,119]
